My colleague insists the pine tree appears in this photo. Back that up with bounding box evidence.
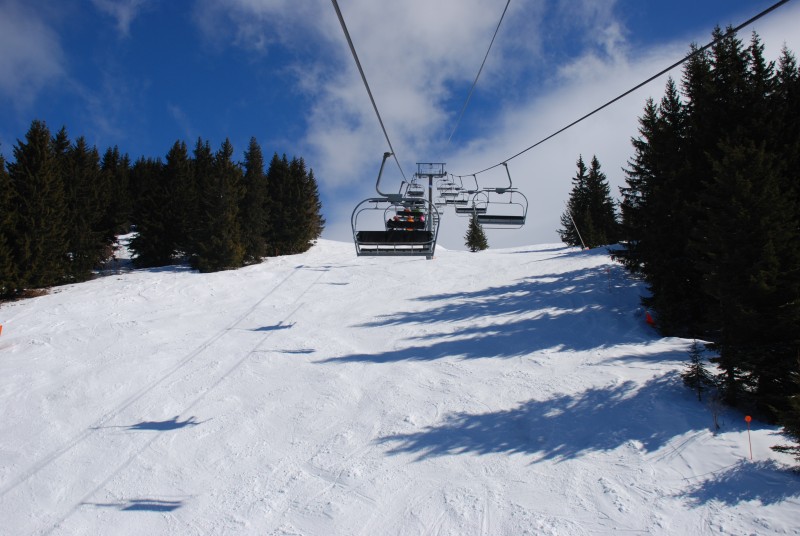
[274,156,323,255]
[558,155,617,248]
[193,139,245,272]
[128,157,172,267]
[163,140,195,257]
[584,156,619,246]
[186,138,215,264]
[703,140,792,409]
[265,153,292,256]
[644,77,705,336]
[621,74,705,336]
[465,212,488,252]
[619,98,659,272]
[772,355,800,463]
[620,30,800,416]
[558,156,589,247]
[0,152,17,297]
[691,31,798,411]
[62,136,108,281]
[99,146,132,236]
[682,340,714,401]
[296,162,325,250]
[239,137,270,263]
[7,120,68,288]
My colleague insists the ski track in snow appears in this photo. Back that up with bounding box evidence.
[1,240,798,535]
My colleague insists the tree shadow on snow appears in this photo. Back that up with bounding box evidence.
[379,373,698,462]
[319,265,653,364]
[501,245,605,256]
[683,459,800,507]
[360,265,622,326]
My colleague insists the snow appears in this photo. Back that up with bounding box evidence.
[1,238,798,535]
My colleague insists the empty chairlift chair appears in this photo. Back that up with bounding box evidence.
[405,180,425,198]
[474,163,527,229]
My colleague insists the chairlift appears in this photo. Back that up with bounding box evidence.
[473,163,528,228]
[435,176,460,195]
[447,182,472,206]
[455,205,487,215]
[405,180,425,198]
[352,153,440,257]
[455,193,487,215]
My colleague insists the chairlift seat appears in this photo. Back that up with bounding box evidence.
[386,219,426,230]
[355,230,435,256]
[356,230,433,244]
[456,206,487,214]
[476,214,526,226]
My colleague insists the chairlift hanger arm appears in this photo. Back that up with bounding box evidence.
[375,152,402,201]
[496,162,511,193]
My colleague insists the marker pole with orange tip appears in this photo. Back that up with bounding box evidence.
[745,415,753,460]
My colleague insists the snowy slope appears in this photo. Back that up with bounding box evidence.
[0,239,798,535]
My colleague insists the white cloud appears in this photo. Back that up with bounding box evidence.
[91,0,150,37]
[0,0,65,109]
[168,104,197,143]
[304,0,536,181]
[192,0,800,250]
[192,0,319,53]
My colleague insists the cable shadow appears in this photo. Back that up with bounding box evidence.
[683,459,800,506]
[379,373,698,462]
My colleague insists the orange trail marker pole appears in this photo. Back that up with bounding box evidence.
[745,415,753,460]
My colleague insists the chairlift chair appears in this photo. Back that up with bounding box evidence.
[475,190,527,228]
[472,163,528,228]
[352,153,441,257]
[405,180,425,198]
[455,193,487,215]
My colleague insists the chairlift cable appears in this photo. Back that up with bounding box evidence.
[458,0,793,177]
[446,0,511,145]
[330,0,407,180]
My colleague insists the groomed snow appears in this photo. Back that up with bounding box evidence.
[1,239,798,535]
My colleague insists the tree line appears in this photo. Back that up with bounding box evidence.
[0,120,325,297]
[558,29,800,457]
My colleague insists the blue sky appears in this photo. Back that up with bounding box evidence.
[2,0,799,249]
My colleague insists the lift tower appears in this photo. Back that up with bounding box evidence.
[415,163,446,259]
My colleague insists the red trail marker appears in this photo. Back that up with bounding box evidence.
[745,415,753,460]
